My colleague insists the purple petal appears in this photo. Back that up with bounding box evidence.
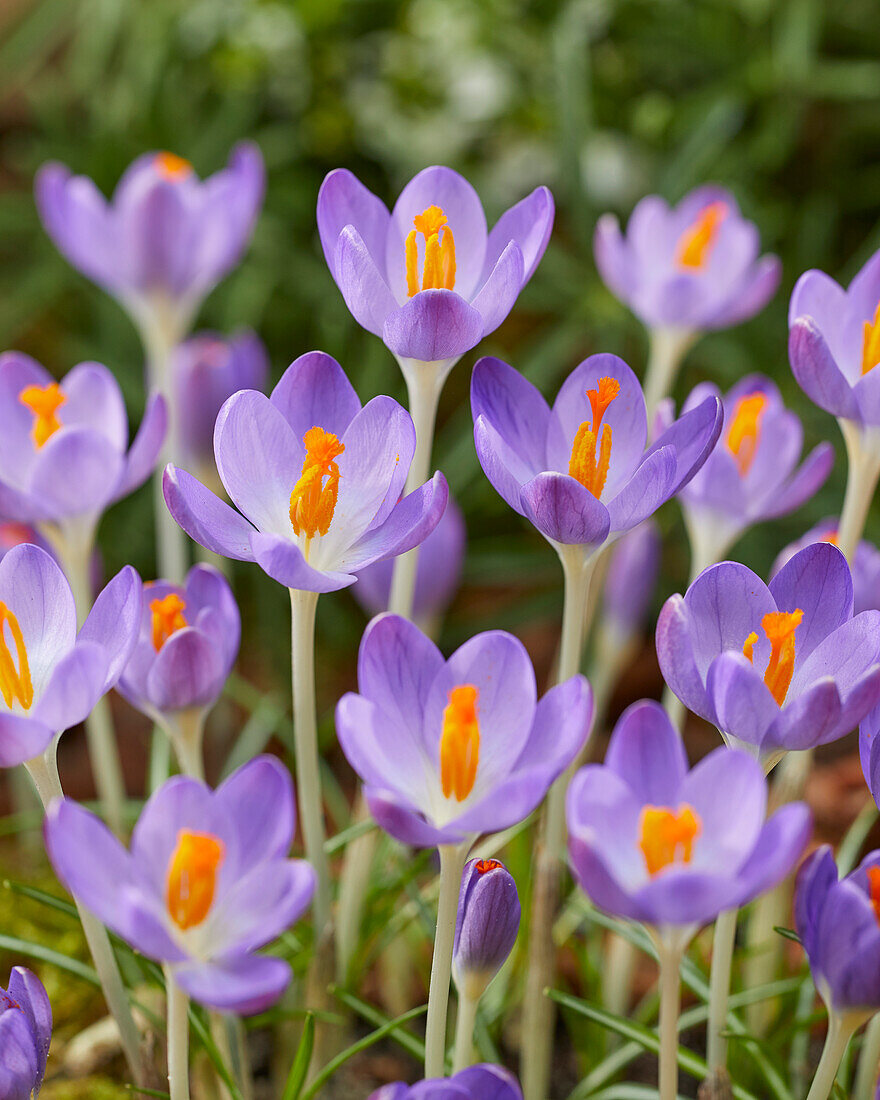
[793,611,880,699]
[469,241,525,335]
[31,640,109,732]
[61,361,127,449]
[734,802,811,904]
[452,1065,523,1100]
[655,595,715,720]
[215,756,296,866]
[78,565,142,690]
[768,542,853,666]
[0,713,54,767]
[35,162,116,289]
[605,446,678,536]
[382,290,484,363]
[29,428,123,518]
[336,693,434,800]
[519,472,610,546]
[483,185,554,284]
[647,394,723,495]
[0,1008,39,1100]
[634,868,741,927]
[317,168,391,278]
[343,472,448,571]
[760,442,834,520]
[679,747,766,869]
[788,319,860,421]
[510,675,593,779]
[172,953,291,1015]
[270,351,361,443]
[789,269,848,332]
[334,226,398,337]
[163,465,257,561]
[250,532,354,592]
[206,858,315,955]
[365,788,451,848]
[593,213,635,302]
[765,679,842,753]
[8,967,51,1091]
[145,627,225,711]
[471,356,550,479]
[710,255,781,327]
[112,392,168,502]
[706,651,778,751]
[604,699,688,804]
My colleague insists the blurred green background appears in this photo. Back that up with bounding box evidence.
[2,0,880,690]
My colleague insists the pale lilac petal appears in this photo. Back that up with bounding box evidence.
[710,255,781,327]
[215,756,296,867]
[342,473,448,571]
[604,699,688,804]
[163,465,257,561]
[768,542,852,665]
[735,803,812,902]
[682,562,775,679]
[365,789,451,848]
[32,641,108,732]
[706,651,777,750]
[61,362,127,449]
[0,713,54,767]
[789,319,861,421]
[680,747,765,870]
[317,168,391,276]
[145,628,225,710]
[520,472,611,546]
[593,213,635,301]
[173,954,291,1015]
[78,565,142,689]
[471,356,551,478]
[112,392,168,502]
[469,241,525,335]
[206,859,314,955]
[29,428,123,518]
[335,226,398,337]
[382,290,484,362]
[511,675,592,778]
[605,446,678,536]
[765,679,842,752]
[760,442,834,520]
[270,351,361,443]
[250,532,354,592]
[483,186,554,284]
[655,595,713,720]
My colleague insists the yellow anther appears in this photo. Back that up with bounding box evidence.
[405,205,456,296]
[166,830,225,931]
[638,804,701,877]
[440,685,480,802]
[726,392,767,476]
[862,301,880,375]
[19,383,65,449]
[0,603,33,712]
[150,592,187,652]
[154,152,193,181]
[568,376,620,499]
[676,201,728,269]
[743,609,803,707]
[289,427,345,541]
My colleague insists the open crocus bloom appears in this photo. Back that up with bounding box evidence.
[796,846,880,1014]
[0,353,166,535]
[117,564,240,720]
[656,543,880,771]
[45,756,315,1014]
[0,966,52,1100]
[567,700,810,946]
[317,166,553,365]
[0,543,139,768]
[164,351,448,593]
[664,374,834,565]
[594,185,780,332]
[774,520,880,617]
[35,144,264,339]
[335,614,592,847]
[471,354,721,555]
[370,1066,523,1100]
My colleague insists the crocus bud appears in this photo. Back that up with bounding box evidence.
[0,966,52,1098]
[602,520,661,639]
[452,858,521,1001]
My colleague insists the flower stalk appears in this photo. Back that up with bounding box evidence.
[642,326,695,420]
[656,940,684,1100]
[452,992,478,1075]
[165,966,191,1100]
[424,843,469,1078]
[706,907,738,1073]
[805,1012,863,1100]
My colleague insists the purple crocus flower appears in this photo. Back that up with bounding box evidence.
[163,351,447,593]
[773,520,880,616]
[471,354,721,555]
[352,495,466,623]
[0,543,139,768]
[795,846,880,1014]
[335,614,592,847]
[567,700,811,945]
[656,542,880,771]
[44,756,315,1014]
[663,374,833,566]
[453,858,521,1000]
[0,967,52,1099]
[0,353,166,534]
[117,564,240,720]
[317,166,553,365]
[173,329,269,491]
[594,185,780,332]
[35,144,264,339]
[369,1065,522,1100]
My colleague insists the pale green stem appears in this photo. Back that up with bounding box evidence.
[837,420,880,564]
[161,708,207,782]
[452,992,479,1075]
[165,966,191,1100]
[854,1012,880,1100]
[521,546,596,1100]
[706,908,738,1074]
[289,588,331,933]
[642,326,696,420]
[805,1013,861,1100]
[26,743,145,1084]
[425,843,469,1078]
[335,790,377,982]
[656,941,684,1100]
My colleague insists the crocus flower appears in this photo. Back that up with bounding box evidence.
[773,520,880,616]
[0,353,166,539]
[567,700,811,946]
[370,1065,522,1100]
[35,144,265,341]
[594,185,780,333]
[44,755,315,1014]
[352,494,466,623]
[335,614,592,847]
[656,542,880,771]
[317,166,553,367]
[0,543,139,768]
[172,329,269,493]
[0,967,52,1099]
[471,354,721,556]
[164,351,447,593]
[601,520,661,642]
[662,374,833,567]
[453,858,520,1000]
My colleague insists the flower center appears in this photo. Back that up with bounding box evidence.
[638,804,701,876]
[150,593,188,651]
[440,684,479,802]
[868,866,880,925]
[675,202,728,269]
[0,603,33,712]
[154,152,193,181]
[725,392,767,476]
[862,302,880,375]
[405,205,456,297]
[743,609,803,707]
[568,377,620,499]
[289,427,345,544]
[166,829,225,931]
[475,858,503,874]
[19,383,65,449]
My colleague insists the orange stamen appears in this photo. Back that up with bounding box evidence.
[0,603,33,711]
[726,392,767,476]
[742,609,803,706]
[568,377,620,498]
[638,804,701,876]
[676,201,728,269]
[821,530,840,546]
[289,427,345,542]
[19,383,65,449]
[440,685,480,802]
[150,592,187,652]
[154,152,193,181]
[166,830,225,931]
[475,858,503,874]
[405,205,456,296]
[862,301,880,375]
[868,866,880,924]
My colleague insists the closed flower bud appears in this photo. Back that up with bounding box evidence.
[452,858,521,1001]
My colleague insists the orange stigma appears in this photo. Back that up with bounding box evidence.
[19,383,65,449]
[638,804,700,876]
[743,609,803,706]
[568,377,620,499]
[676,201,727,269]
[475,858,503,874]
[862,301,880,375]
[868,866,880,924]
[440,685,479,802]
[150,592,187,651]
[821,530,840,546]
[166,830,225,931]
[289,427,345,542]
[0,603,32,712]
[405,205,456,296]
[726,392,767,476]
[154,152,193,181]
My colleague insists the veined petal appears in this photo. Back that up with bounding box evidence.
[270,351,361,443]
[163,465,257,561]
[519,471,611,546]
[382,290,484,363]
